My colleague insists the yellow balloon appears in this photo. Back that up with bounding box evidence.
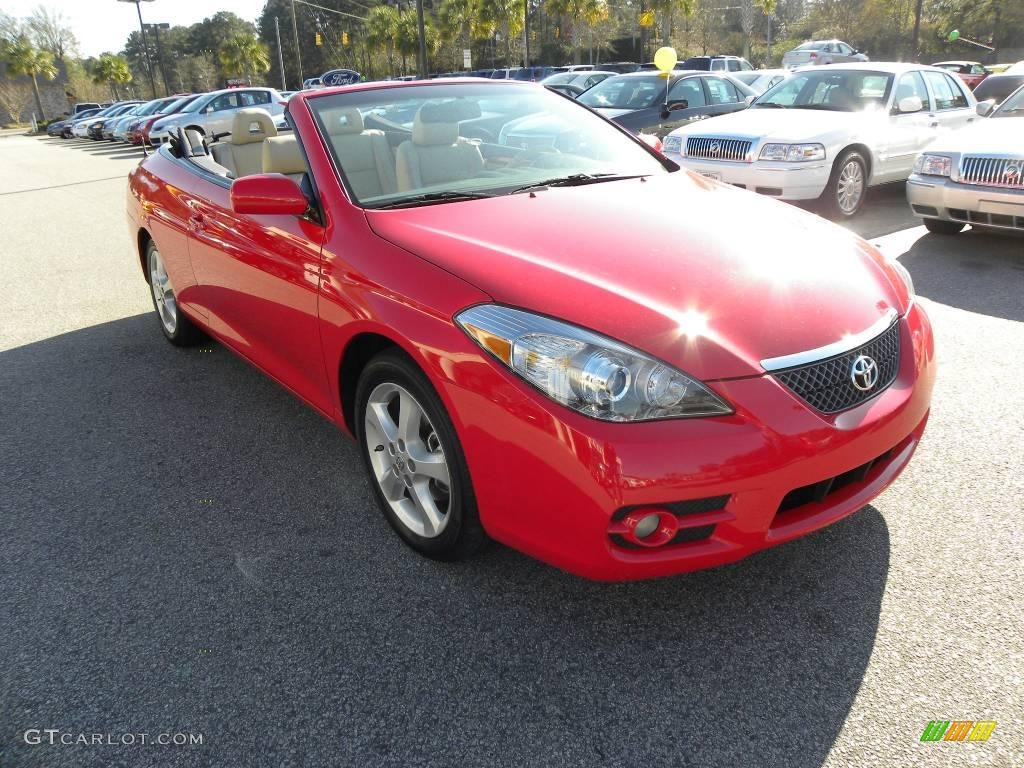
[653,46,677,74]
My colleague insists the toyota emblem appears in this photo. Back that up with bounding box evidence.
[850,355,879,392]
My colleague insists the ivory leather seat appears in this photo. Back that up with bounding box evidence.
[321,107,397,199]
[262,135,306,183]
[396,102,484,192]
[211,108,277,178]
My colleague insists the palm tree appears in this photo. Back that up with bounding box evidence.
[755,0,778,62]
[91,53,133,101]
[218,33,270,84]
[5,36,57,120]
[366,6,400,77]
[438,0,494,70]
[547,0,609,63]
[481,0,524,66]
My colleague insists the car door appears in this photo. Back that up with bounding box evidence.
[836,42,854,63]
[185,139,332,411]
[200,91,241,136]
[646,75,716,136]
[880,70,934,182]
[703,75,748,117]
[922,70,976,133]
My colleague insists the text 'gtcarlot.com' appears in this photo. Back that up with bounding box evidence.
[24,729,204,746]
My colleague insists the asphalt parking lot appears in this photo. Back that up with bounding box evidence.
[1,133,1021,768]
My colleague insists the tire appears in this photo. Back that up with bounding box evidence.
[145,240,203,347]
[923,218,965,235]
[821,149,868,219]
[355,349,486,561]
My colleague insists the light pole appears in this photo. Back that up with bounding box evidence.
[144,22,171,95]
[117,0,158,99]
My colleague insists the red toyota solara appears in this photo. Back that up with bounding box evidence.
[126,79,934,581]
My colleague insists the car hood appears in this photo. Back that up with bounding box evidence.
[673,106,872,142]
[365,172,905,380]
[925,116,1024,154]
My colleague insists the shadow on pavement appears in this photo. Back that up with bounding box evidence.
[901,227,1024,322]
[0,313,890,768]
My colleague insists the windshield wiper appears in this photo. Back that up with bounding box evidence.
[372,190,496,209]
[754,102,789,108]
[511,173,648,194]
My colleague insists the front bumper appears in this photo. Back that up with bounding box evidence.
[664,153,831,201]
[908,174,1024,232]
[446,302,935,580]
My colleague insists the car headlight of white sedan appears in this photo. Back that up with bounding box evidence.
[912,153,953,177]
[759,143,826,162]
[662,135,683,155]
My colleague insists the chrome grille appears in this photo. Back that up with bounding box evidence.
[959,156,1024,189]
[685,137,751,162]
[773,322,900,414]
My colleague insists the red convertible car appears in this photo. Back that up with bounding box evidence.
[126,80,935,580]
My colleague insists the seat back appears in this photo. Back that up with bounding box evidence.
[262,135,307,183]
[210,108,277,178]
[322,107,397,200]
[396,101,484,192]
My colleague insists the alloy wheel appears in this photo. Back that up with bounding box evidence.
[836,160,865,215]
[149,246,178,334]
[363,382,452,538]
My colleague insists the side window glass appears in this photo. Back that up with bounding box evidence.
[894,71,930,110]
[923,71,956,110]
[944,74,969,108]
[668,77,705,107]
[706,77,739,104]
[727,60,740,71]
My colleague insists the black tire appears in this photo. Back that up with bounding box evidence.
[145,240,203,347]
[355,349,487,561]
[923,218,965,235]
[821,149,868,219]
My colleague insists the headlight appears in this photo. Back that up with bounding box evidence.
[759,142,825,162]
[455,305,733,421]
[662,135,682,154]
[912,153,952,177]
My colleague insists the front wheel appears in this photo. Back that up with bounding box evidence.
[923,218,965,235]
[821,150,868,218]
[355,350,486,561]
[145,240,202,346]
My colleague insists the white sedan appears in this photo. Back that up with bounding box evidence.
[663,63,982,217]
[149,87,285,143]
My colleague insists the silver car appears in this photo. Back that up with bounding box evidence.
[783,40,868,69]
[907,84,1024,235]
[149,87,285,143]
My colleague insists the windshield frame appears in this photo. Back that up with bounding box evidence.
[306,82,673,210]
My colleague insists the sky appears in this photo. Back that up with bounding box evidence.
[1,0,269,56]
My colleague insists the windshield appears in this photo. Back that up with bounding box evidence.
[992,84,1024,115]
[796,42,828,51]
[975,76,1024,104]
[135,98,172,117]
[542,72,578,85]
[733,72,760,85]
[578,75,667,109]
[754,70,892,111]
[159,95,194,114]
[179,95,209,114]
[310,83,667,209]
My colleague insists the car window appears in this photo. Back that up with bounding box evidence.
[705,77,740,104]
[240,91,271,106]
[970,64,986,75]
[796,42,826,51]
[756,70,893,111]
[712,60,725,71]
[727,60,740,72]
[838,43,853,55]
[668,77,706,106]
[923,70,960,110]
[579,76,666,109]
[894,71,930,110]
[209,93,239,112]
[734,72,759,85]
[943,73,970,107]
[974,75,1024,103]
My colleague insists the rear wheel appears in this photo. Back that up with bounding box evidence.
[355,350,486,561]
[923,218,965,235]
[146,240,202,346]
[821,150,868,218]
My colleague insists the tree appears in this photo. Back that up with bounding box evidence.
[548,0,609,63]
[28,5,77,59]
[438,0,495,70]
[178,54,218,92]
[5,36,58,120]
[92,53,133,100]
[219,32,271,83]
[0,80,35,124]
[481,0,525,65]
[366,5,400,76]
[754,0,778,60]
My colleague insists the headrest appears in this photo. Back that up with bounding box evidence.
[320,106,364,135]
[262,135,306,176]
[412,100,482,146]
[231,108,277,145]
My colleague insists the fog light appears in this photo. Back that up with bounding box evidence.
[621,508,678,547]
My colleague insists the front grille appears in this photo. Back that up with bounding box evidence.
[948,207,1024,230]
[686,136,751,162]
[774,321,900,413]
[959,156,1024,190]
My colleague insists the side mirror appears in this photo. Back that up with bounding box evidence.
[976,99,995,117]
[898,95,924,113]
[660,98,688,118]
[230,174,310,216]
